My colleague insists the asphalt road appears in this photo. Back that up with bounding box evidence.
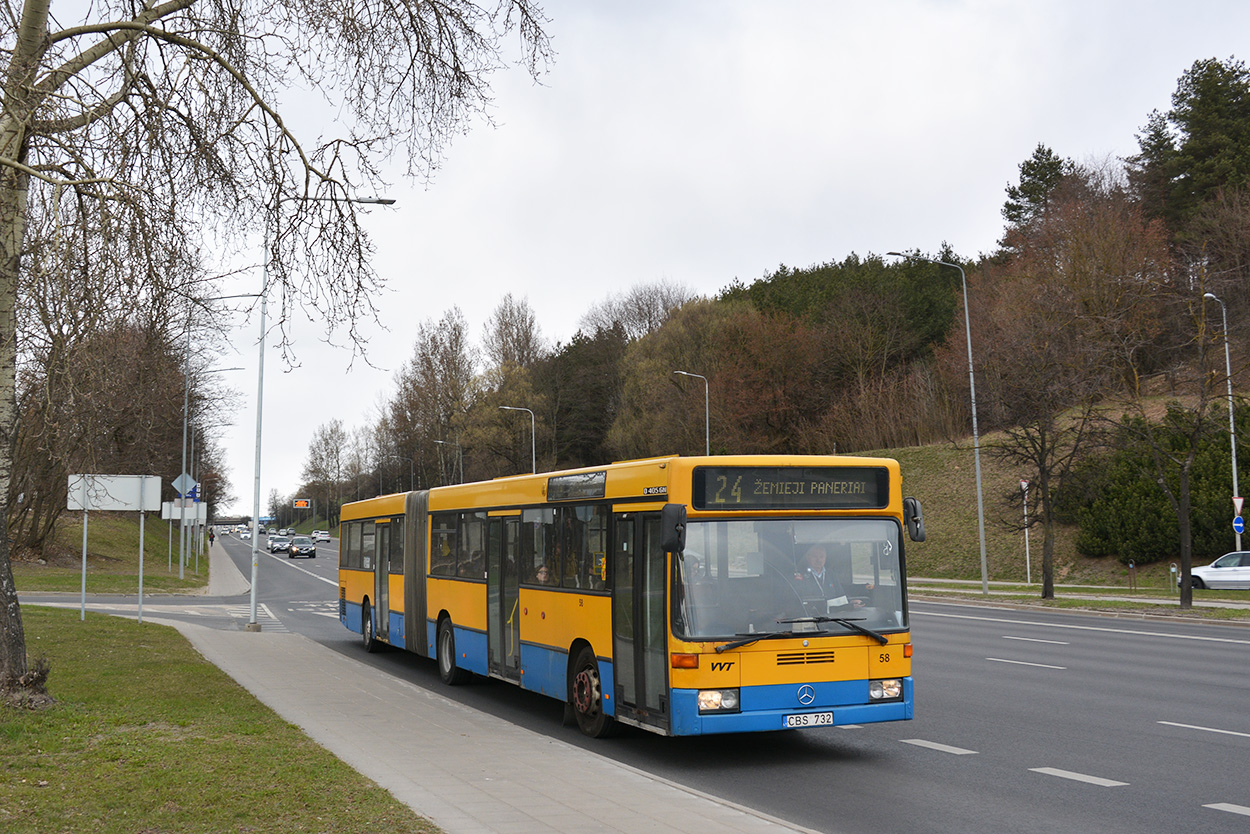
[51,535,1250,834]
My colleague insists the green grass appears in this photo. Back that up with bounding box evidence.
[1,607,440,834]
[13,513,207,594]
[883,441,1223,589]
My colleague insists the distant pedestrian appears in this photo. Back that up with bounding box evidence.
[209,529,215,546]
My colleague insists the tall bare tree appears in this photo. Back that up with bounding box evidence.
[981,166,1173,598]
[0,0,550,704]
[483,293,546,370]
[389,308,478,484]
[302,419,349,527]
[579,280,695,341]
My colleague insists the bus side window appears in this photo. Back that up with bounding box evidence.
[430,513,457,576]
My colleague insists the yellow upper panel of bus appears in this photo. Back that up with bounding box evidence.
[340,454,904,521]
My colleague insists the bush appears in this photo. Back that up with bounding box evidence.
[1059,405,1248,565]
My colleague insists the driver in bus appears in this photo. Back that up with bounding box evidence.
[795,543,860,610]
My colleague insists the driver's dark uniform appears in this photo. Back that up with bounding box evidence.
[794,566,849,610]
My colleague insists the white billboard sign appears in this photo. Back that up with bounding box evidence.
[68,475,162,511]
[67,474,161,622]
[162,501,207,522]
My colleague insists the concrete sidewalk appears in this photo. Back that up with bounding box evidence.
[157,543,816,834]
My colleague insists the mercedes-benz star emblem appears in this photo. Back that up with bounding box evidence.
[797,684,816,705]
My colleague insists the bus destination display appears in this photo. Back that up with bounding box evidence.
[692,466,888,510]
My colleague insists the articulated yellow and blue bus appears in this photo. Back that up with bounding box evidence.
[338,454,925,737]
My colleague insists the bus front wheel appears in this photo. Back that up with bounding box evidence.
[571,646,615,738]
[437,619,470,685]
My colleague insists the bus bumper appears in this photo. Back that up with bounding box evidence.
[669,677,913,736]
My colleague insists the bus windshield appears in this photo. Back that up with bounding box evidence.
[672,518,907,642]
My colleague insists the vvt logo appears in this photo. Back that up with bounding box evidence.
[797,684,816,705]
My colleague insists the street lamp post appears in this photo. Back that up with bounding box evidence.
[248,194,395,631]
[432,439,463,484]
[179,300,254,580]
[499,406,536,473]
[673,370,709,456]
[1205,292,1241,550]
[386,455,415,492]
[889,252,988,594]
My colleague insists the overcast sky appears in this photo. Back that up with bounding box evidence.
[212,0,1250,517]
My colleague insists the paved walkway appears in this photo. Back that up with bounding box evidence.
[146,545,817,833]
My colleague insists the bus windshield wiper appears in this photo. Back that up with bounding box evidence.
[715,630,811,653]
[790,615,889,645]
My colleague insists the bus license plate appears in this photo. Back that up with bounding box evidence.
[785,712,834,728]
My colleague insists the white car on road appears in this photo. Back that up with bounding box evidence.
[1191,551,1250,589]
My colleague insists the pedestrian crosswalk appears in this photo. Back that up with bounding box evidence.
[226,603,289,632]
[287,600,339,619]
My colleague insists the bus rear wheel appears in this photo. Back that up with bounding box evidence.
[437,619,470,685]
[571,646,615,738]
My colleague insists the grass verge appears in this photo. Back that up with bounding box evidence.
[13,513,207,594]
[1,607,441,834]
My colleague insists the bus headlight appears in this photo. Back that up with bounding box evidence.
[697,688,740,713]
[869,678,902,700]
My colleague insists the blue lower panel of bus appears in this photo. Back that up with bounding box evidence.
[341,601,406,650]
[669,677,913,736]
[388,612,406,650]
[425,622,491,677]
[513,644,615,709]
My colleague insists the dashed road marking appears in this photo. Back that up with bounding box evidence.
[1158,721,1250,739]
[1204,803,1250,817]
[987,657,1066,669]
[1003,635,1069,645]
[901,739,978,755]
[1030,767,1127,787]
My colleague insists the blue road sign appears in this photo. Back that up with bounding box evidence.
[1234,515,1245,535]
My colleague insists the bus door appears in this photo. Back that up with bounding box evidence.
[487,516,522,681]
[612,512,669,732]
[375,521,391,642]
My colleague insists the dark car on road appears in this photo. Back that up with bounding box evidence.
[288,535,317,559]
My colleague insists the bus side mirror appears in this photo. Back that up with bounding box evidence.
[661,503,687,553]
[903,497,925,542]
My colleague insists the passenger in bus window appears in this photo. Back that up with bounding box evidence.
[460,550,484,578]
[535,564,553,585]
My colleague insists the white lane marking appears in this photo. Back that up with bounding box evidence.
[1003,635,1069,645]
[915,609,1250,645]
[1030,767,1127,787]
[1158,721,1250,739]
[260,548,337,586]
[986,657,1066,670]
[1205,803,1250,817]
[901,739,978,755]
